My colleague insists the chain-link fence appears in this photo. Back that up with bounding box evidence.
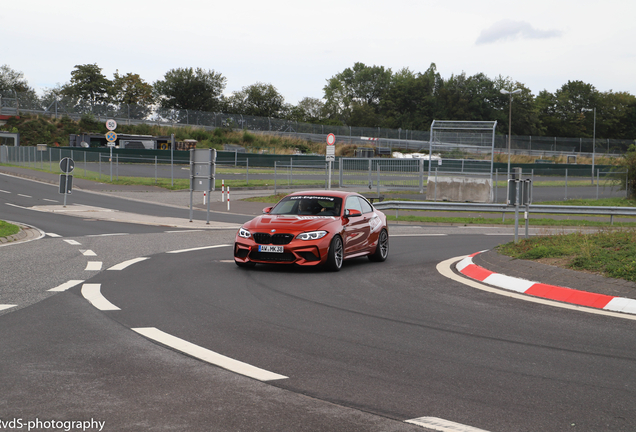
[1,91,633,156]
[1,145,628,202]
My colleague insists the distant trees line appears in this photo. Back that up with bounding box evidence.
[1,62,635,141]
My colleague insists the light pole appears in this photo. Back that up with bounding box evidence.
[501,88,522,198]
[582,107,596,184]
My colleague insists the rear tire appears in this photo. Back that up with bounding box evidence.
[326,235,343,272]
[369,229,389,262]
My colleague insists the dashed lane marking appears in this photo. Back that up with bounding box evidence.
[64,239,81,245]
[81,250,97,256]
[166,244,231,254]
[0,305,17,311]
[81,284,120,311]
[17,194,32,198]
[49,280,84,292]
[85,261,103,271]
[405,416,490,431]
[108,257,149,271]
[46,233,61,237]
[132,327,288,382]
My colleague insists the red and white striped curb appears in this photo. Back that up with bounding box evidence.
[456,251,636,315]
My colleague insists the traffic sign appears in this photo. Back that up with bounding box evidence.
[106,119,117,131]
[326,133,336,145]
[105,131,117,142]
[60,157,75,173]
[59,174,73,194]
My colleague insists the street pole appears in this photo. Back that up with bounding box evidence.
[501,88,521,200]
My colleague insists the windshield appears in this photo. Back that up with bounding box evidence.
[270,195,343,216]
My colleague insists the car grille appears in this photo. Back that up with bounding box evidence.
[253,233,294,245]
[249,251,296,262]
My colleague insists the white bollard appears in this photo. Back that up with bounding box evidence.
[203,191,207,205]
[227,187,230,211]
[221,180,225,202]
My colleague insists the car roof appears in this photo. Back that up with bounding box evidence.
[286,190,357,199]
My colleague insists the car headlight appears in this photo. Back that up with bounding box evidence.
[296,230,328,241]
[238,227,251,239]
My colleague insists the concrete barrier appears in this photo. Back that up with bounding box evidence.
[426,176,493,203]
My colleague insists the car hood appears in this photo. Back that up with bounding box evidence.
[244,214,339,233]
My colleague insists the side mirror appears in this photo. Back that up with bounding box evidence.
[345,209,362,218]
[263,207,273,214]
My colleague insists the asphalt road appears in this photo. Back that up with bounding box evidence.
[1,173,635,432]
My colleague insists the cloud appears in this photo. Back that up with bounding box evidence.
[476,19,562,45]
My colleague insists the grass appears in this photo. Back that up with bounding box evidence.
[0,220,20,238]
[497,230,636,282]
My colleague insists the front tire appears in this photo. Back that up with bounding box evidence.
[369,229,389,262]
[326,235,343,272]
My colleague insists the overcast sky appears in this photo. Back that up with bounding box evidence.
[3,0,634,104]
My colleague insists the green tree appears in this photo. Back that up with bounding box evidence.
[381,64,440,130]
[553,80,599,137]
[226,82,285,117]
[62,63,112,108]
[494,78,544,136]
[0,65,33,93]
[153,67,226,112]
[112,71,154,106]
[294,97,327,123]
[323,62,392,125]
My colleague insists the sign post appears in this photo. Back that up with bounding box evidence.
[59,157,74,207]
[189,149,216,224]
[326,134,336,189]
[105,129,117,181]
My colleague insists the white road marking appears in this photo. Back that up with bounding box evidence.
[164,230,205,233]
[132,327,288,382]
[82,284,121,310]
[85,261,103,271]
[0,304,17,311]
[43,198,58,202]
[49,280,84,292]
[166,244,231,254]
[46,232,61,237]
[81,284,120,311]
[17,194,32,198]
[64,239,81,245]
[6,203,29,209]
[86,233,128,237]
[0,189,10,193]
[219,260,235,263]
[81,249,97,256]
[108,257,149,270]
[405,417,491,432]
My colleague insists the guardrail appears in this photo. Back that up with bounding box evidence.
[373,200,636,218]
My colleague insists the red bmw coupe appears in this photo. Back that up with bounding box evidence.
[234,190,389,271]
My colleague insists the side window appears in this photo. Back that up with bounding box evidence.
[345,196,362,212]
[359,197,373,214]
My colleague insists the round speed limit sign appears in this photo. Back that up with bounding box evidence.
[326,133,336,145]
[106,119,117,131]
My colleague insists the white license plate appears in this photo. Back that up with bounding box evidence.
[258,245,284,253]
